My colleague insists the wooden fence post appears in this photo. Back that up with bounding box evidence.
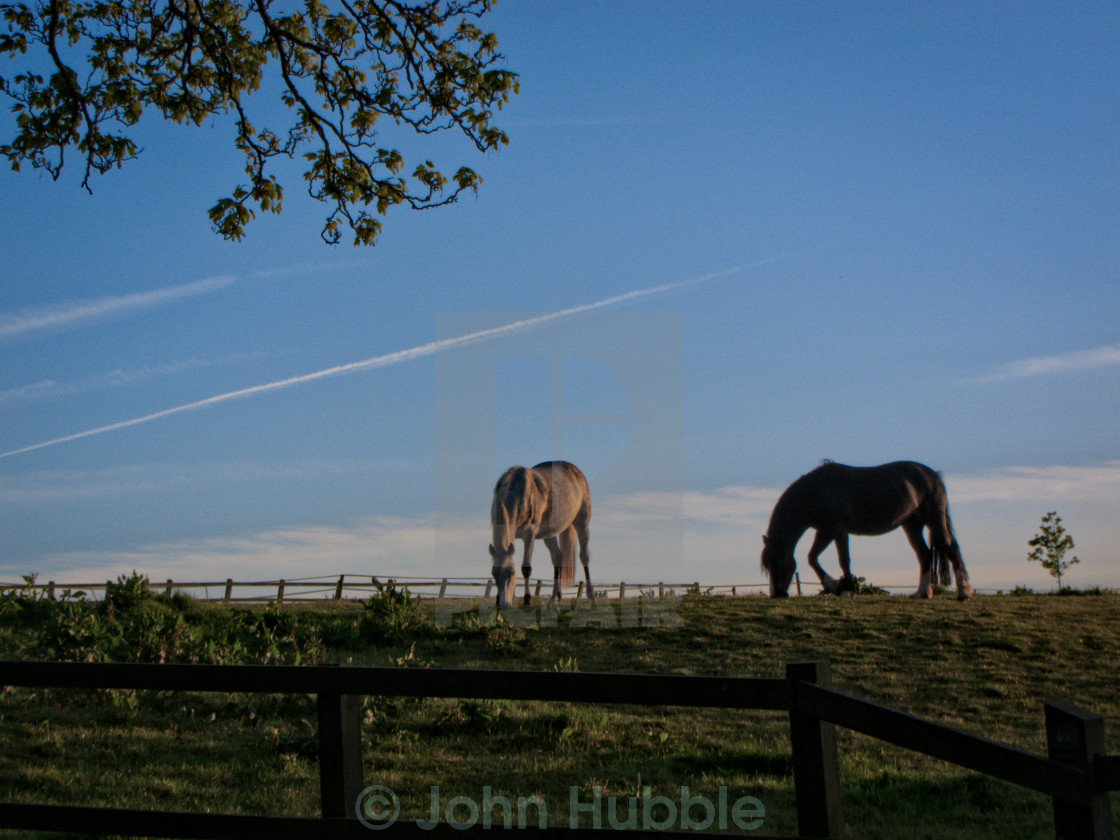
[438,579,448,598]
[787,660,844,839]
[276,580,285,606]
[484,580,492,599]
[164,579,173,598]
[334,575,345,600]
[1046,701,1114,839]
[224,579,233,603]
[619,582,626,599]
[576,581,584,599]
[47,581,56,600]
[317,679,364,820]
[795,572,802,596]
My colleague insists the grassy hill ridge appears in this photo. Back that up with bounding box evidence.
[1,583,1117,838]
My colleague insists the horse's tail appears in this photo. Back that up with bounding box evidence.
[930,547,952,588]
[558,525,577,589]
[928,472,960,588]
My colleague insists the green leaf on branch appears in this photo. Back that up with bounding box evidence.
[0,0,518,245]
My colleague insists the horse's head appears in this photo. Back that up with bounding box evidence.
[761,535,795,598]
[489,540,517,610]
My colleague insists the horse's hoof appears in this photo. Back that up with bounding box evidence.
[522,596,532,607]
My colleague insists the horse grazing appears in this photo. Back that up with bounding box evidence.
[489,460,594,610]
[760,460,972,600]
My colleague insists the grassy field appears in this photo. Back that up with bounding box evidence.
[1,579,1118,839]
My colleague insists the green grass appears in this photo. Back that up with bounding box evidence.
[1,583,1118,838]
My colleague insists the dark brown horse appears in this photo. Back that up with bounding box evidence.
[760,460,972,600]
[489,461,593,610]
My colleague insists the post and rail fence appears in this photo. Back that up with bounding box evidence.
[0,575,770,604]
[0,659,1115,839]
[3,571,1017,604]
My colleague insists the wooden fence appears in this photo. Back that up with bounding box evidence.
[0,659,1116,839]
[1,575,772,603]
[6,572,1004,603]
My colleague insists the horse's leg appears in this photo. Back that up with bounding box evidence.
[521,537,536,606]
[903,520,933,599]
[575,519,593,600]
[544,536,564,604]
[806,529,841,594]
[833,532,857,594]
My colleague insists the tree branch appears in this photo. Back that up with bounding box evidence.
[1,0,517,245]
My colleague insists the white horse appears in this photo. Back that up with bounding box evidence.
[489,461,593,610]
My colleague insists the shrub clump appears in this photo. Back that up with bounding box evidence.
[1,572,330,666]
[360,578,433,642]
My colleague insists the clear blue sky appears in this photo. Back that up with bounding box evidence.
[2,1,1118,593]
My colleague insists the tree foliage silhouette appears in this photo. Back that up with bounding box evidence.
[1,0,518,244]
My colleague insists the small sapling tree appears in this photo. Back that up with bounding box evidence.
[1027,511,1080,592]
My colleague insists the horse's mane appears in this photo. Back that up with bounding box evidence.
[492,466,546,527]
[806,458,836,476]
[761,462,836,573]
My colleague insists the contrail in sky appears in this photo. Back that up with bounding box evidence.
[0,259,782,460]
[972,343,1120,383]
[0,276,237,341]
[0,261,374,343]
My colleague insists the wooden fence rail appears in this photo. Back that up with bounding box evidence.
[0,576,768,603]
[0,659,1115,839]
[4,572,1022,604]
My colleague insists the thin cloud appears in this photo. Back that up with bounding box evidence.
[947,461,1120,503]
[9,512,475,584]
[0,354,266,409]
[600,486,778,528]
[0,275,236,342]
[973,344,1120,383]
[0,259,786,460]
[0,261,375,344]
[9,462,1120,589]
[503,114,665,129]
[0,457,388,504]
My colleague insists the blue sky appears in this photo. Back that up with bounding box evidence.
[2,1,1118,594]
